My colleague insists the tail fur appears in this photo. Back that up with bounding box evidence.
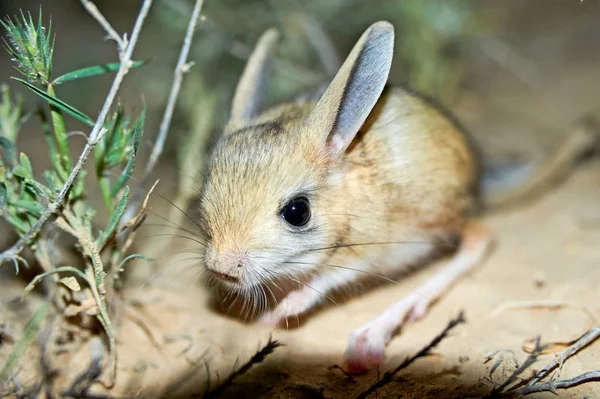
[481,116,600,211]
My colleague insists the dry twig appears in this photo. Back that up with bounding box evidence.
[488,337,547,396]
[355,311,466,399]
[527,324,600,386]
[510,371,600,396]
[203,337,282,398]
[80,0,128,54]
[488,328,600,397]
[128,0,205,216]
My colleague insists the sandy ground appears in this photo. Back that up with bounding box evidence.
[3,1,600,398]
[7,161,597,399]
[120,162,600,399]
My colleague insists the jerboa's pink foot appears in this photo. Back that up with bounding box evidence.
[344,221,492,374]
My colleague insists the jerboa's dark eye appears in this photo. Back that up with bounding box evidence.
[281,197,311,227]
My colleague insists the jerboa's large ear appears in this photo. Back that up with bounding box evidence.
[225,28,279,133]
[302,21,394,157]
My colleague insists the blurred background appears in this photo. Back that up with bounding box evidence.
[2,0,600,275]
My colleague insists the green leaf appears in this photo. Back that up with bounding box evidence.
[95,106,120,176]
[12,78,94,127]
[110,157,134,198]
[52,60,148,85]
[12,199,43,217]
[53,151,70,183]
[97,186,129,249]
[19,152,33,177]
[0,137,17,166]
[43,170,57,193]
[132,105,146,154]
[109,107,145,197]
[19,177,38,200]
[104,107,128,167]
[117,253,153,271]
[13,154,34,180]
[46,84,71,170]
[0,181,7,210]
[37,107,62,172]
[12,167,27,179]
[59,276,81,292]
[12,167,26,179]
[5,211,31,234]
[37,10,54,81]
[22,266,89,299]
[0,85,28,145]
[47,148,63,181]
[28,176,53,200]
[1,10,53,85]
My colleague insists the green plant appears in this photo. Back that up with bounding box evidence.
[0,2,158,388]
[0,0,205,389]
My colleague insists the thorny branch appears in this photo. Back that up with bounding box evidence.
[128,0,205,215]
[488,336,547,396]
[527,324,600,386]
[488,328,600,397]
[0,0,153,268]
[355,311,466,399]
[80,0,128,55]
[203,337,282,398]
[509,371,600,396]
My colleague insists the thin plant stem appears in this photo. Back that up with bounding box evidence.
[0,0,153,268]
[55,213,117,388]
[85,267,116,389]
[527,325,600,386]
[80,0,127,54]
[510,371,600,396]
[129,0,205,212]
[46,83,71,170]
[22,265,89,295]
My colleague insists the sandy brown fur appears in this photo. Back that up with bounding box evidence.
[191,20,600,374]
[198,81,477,290]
